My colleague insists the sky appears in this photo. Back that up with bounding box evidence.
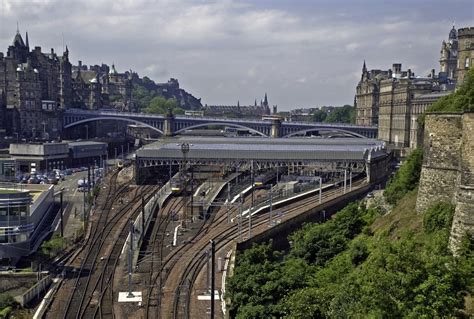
[0,0,473,110]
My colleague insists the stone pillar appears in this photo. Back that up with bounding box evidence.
[270,119,281,138]
[163,109,174,137]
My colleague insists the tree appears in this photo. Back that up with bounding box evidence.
[427,68,474,113]
[312,109,327,122]
[324,105,355,124]
[144,96,178,114]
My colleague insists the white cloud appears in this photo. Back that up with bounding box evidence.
[0,0,472,109]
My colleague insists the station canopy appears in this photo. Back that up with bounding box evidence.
[136,136,387,166]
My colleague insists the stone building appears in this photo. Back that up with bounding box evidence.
[355,26,464,148]
[202,93,272,118]
[439,26,458,80]
[355,61,391,126]
[456,27,474,87]
[0,29,70,138]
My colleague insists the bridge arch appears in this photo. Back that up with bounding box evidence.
[63,117,164,134]
[174,122,268,137]
[283,127,366,138]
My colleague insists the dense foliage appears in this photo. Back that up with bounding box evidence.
[384,149,423,205]
[227,198,473,318]
[40,234,68,257]
[0,293,16,318]
[227,150,473,318]
[427,68,474,113]
[312,105,355,124]
[132,75,201,113]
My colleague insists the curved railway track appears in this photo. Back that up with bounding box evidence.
[171,179,367,319]
[46,169,158,319]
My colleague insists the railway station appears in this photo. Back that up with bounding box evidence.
[135,136,390,185]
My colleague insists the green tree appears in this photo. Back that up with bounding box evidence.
[312,109,327,122]
[324,105,355,124]
[423,202,455,234]
[427,68,474,113]
[144,96,178,114]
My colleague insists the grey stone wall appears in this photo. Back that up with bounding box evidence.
[416,113,462,213]
[450,113,474,251]
[416,112,474,252]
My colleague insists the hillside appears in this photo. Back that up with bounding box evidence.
[226,151,474,318]
[132,77,202,113]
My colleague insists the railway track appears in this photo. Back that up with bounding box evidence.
[171,179,368,319]
[45,169,158,319]
[145,189,264,319]
[140,197,184,315]
[83,185,157,319]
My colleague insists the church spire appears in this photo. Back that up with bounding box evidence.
[16,22,19,34]
[263,93,268,106]
[362,60,367,73]
[25,31,29,50]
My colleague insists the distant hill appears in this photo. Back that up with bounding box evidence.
[132,76,202,112]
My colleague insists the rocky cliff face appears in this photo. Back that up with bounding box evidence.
[416,112,474,252]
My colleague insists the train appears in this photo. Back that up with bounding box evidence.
[170,177,189,195]
[253,171,276,189]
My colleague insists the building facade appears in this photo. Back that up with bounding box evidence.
[456,27,474,87]
[355,62,391,126]
[0,184,55,262]
[440,26,458,80]
[0,30,70,139]
[202,94,272,118]
[355,26,466,148]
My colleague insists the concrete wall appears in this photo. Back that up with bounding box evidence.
[416,112,474,252]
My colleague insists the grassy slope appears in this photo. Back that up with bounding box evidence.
[371,190,422,239]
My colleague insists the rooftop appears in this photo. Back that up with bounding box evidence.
[137,136,386,162]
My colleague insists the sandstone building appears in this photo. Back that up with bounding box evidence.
[0,29,70,139]
[202,93,273,118]
[355,26,465,148]
[354,61,391,126]
[0,29,202,139]
[456,27,474,87]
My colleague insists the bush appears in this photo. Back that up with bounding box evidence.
[0,294,15,309]
[427,68,474,113]
[0,306,12,319]
[423,202,455,234]
[40,234,67,257]
[384,149,423,205]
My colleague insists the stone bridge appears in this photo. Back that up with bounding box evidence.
[63,109,378,138]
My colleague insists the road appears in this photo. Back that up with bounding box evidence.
[55,170,89,239]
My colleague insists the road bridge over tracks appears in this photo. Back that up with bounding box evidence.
[63,108,378,138]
